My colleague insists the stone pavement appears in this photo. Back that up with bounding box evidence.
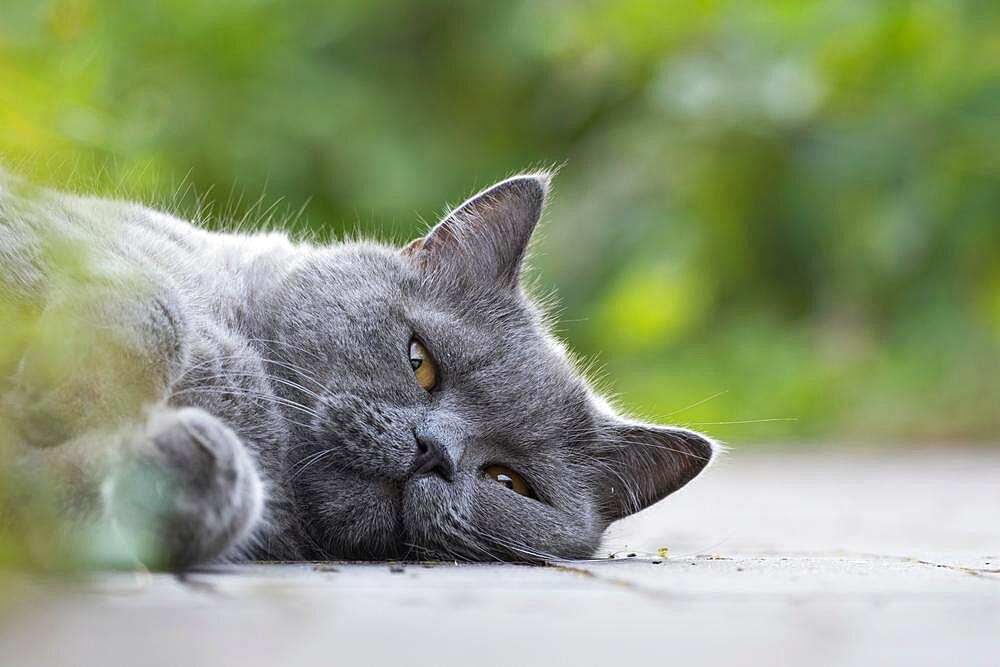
[2,449,998,666]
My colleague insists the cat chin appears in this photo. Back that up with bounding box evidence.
[304,475,450,560]
[302,472,407,559]
[397,475,476,558]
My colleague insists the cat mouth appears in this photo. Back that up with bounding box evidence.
[378,478,404,501]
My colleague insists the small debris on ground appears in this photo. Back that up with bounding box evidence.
[313,565,339,573]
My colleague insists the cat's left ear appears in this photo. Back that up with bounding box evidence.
[595,419,718,523]
[403,173,549,287]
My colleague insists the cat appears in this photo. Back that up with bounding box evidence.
[0,168,717,568]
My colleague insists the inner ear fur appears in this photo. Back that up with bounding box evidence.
[596,421,717,523]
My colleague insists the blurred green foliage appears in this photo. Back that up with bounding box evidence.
[1,0,999,446]
[0,234,166,576]
[0,296,80,580]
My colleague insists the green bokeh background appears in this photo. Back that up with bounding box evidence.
[2,0,999,446]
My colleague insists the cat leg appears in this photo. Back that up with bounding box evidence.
[106,406,264,570]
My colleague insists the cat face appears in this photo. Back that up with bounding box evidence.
[262,175,716,561]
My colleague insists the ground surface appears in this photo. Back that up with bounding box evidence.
[2,449,998,666]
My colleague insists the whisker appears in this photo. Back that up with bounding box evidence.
[661,390,729,418]
[686,418,797,426]
[176,353,328,393]
[291,448,338,480]
[599,436,715,462]
[245,337,325,363]
[169,387,322,430]
[466,523,560,563]
[182,369,328,404]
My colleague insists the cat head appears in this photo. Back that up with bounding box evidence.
[262,173,717,561]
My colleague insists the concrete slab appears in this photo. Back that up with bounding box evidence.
[2,450,999,666]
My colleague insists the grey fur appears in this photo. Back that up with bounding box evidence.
[0,169,717,567]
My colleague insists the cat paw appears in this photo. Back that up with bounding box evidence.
[106,407,264,569]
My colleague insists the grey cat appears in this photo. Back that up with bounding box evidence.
[0,169,717,568]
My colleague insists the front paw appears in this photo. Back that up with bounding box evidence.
[106,407,264,569]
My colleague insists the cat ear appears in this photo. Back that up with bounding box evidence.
[404,173,549,287]
[596,419,717,523]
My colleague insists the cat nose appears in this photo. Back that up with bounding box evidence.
[410,430,455,482]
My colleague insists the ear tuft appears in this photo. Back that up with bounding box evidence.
[403,173,550,287]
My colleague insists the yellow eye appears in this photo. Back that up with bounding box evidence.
[484,465,533,498]
[409,338,438,391]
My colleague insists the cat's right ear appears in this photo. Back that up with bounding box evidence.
[594,419,718,523]
[402,174,549,288]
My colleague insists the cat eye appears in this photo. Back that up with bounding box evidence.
[483,465,533,498]
[408,337,438,391]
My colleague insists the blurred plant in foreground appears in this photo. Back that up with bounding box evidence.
[0,208,167,576]
[0,297,81,579]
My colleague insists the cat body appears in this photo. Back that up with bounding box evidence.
[0,169,716,567]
